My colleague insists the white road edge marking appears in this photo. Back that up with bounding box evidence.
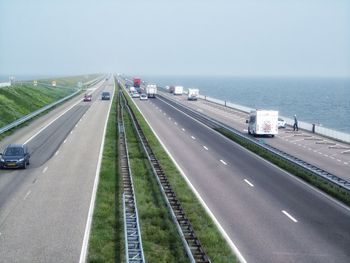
[79,78,115,263]
[43,167,48,173]
[55,150,59,156]
[24,96,83,144]
[282,210,298,223]
[63,139,67,144]
[220,159,227,165]
[128,92,247,263]
[244,179,254,187]
[23,190,31,200]
[203,146,208,150]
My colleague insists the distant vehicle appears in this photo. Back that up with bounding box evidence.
[0,144,30,169]
[169,86,175,93]
[52,81,56,87]
[146,84,157,98]
[278,118,286,128]
[174,86,183,95]
[247,110,278,137]
[140,93,148,100]
[83,94,92,102]
[101,91,111,100]
[129,86,136,93]
[188,88,199,101]
[131,92,140,98]
[133,77,141,88]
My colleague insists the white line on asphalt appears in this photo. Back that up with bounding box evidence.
[203,146,208,150]
[55,150,59,156]
[43,167,48,173]
[182,128,185,131]
[70,131,73,134]
[244,179,254,187]
[23,190,31,200]
[282,210,298,223]
[191,136,196,140]
[63,139,67,144]
[174,122,178,125]
[220,159,227,165]
[24,97,83,144]
[79,79,115,263]
[337,159,341,162]
[318,152,322,155]
[324,154,328,157]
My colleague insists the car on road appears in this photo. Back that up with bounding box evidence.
[83,94,92,102]
[140,93,148,100]
[131,92,140,98]
[101,91,111,100]
[0,144,30,169]
[278,117,286,128]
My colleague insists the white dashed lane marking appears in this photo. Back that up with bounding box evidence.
[203,146,208,150]
[220,160,227,165]
[191,136,196,140]
[244,179,254,187]
[282,210,298,223]
[43,167,48,173]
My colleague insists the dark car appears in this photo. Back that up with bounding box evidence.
[0,144,30,169]
[101,91,111,100]
[83,94,92,102]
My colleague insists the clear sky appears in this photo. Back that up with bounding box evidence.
[1,0,349,77]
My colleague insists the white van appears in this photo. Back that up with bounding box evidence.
[247,110,278,137]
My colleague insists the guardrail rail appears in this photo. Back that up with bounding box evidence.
[118,92,145,263]
[121,91,211,263]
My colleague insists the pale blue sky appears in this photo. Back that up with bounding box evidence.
[1,0,349,77]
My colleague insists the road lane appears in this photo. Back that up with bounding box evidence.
[132,95,350,263]
[0,80,113,262]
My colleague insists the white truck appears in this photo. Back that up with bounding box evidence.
[146,84,157,98]
[188,88,199,100]
[129,86,136,93]
[247,110,278,137]
[174,86,183,95]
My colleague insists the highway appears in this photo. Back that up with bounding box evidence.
[132,94,350,263]
[0,79,113,262]
[162,92,350,181]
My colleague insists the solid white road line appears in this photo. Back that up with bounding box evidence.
[79,78,115,263]
[282,210,298,223]
[42,167,48,173]
[203,146,208,150]
[220,160,227,165]
[244,179,254,187]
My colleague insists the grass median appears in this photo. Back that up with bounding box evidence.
[88,93,122,262]
[123,90,238,262]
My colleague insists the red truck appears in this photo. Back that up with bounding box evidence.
[133,77,141,88]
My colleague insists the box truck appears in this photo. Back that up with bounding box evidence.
[146,84,157,98]
[188,88,199,100]
[174,86,183,95]
[133,77,141,88]
[247,110,278,137]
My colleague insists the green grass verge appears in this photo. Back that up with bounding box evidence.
[215,127,350,207]
[39,74,101,87]
[123,107,188,263]
[87,88,121,262]
[123,90,238,262]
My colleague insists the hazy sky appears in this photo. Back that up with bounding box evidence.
[1,0,349,77]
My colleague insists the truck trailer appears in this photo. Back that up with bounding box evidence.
[247,110,278,137]
[146,84,157,98]
[174,86,183,95]
[188,88,199,100]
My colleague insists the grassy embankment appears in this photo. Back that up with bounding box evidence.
[123,89,238,262]
[216,127,350,207]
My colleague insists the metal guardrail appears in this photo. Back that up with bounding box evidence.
[158,94,350,192]
[119,91,145,263]
[121,91,211,263]
[0,89,81,136]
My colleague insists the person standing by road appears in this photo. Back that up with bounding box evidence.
[293,114,298,131]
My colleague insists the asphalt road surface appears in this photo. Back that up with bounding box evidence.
[132,94,350,263]
[0,79,114,262]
